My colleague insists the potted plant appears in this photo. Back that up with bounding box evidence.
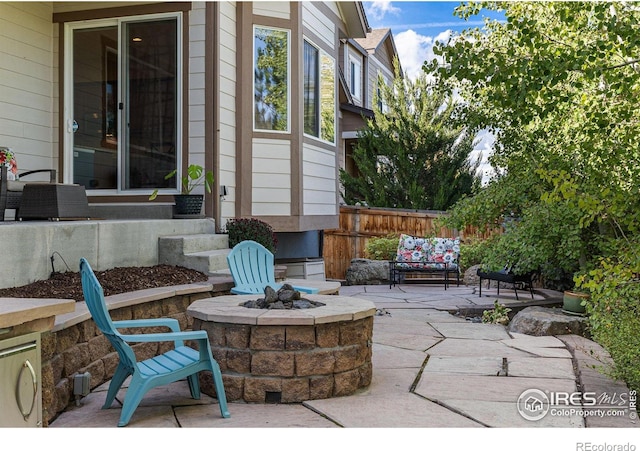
[149,164,214,217]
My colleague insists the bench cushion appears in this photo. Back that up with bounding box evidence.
[395,234,460,270]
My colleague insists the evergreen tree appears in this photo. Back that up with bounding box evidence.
[339,61,481,210]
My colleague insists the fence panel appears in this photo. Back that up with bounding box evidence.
[322,205,498,280]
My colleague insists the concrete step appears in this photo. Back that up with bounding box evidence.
[159,233,229,254]
[158,233,230,274]
[184,249,231,274]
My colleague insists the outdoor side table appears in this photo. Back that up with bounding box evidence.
[18,184,90,221]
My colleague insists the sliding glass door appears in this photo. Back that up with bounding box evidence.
[67,14,181,193]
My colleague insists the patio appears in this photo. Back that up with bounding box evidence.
[49,283,638,429]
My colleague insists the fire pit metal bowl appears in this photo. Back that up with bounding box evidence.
[187,294,376,404]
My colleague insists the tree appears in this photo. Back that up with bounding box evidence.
[430,1,640,285]
[429,1,640,391]
[339,60,481,211]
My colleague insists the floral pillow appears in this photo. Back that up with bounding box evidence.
[395,234,460,269]
[0,148,18,180]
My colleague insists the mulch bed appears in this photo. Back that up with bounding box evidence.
[0,265,209,301]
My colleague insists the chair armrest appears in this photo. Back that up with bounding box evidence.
[120,329,209,344]
[19,169,57,183]
[291,285,319,294]
[113,318,181,333]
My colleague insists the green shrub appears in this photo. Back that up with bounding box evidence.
[364,234,399,260]
[459,236,497,272]
[578,242,640,393]
[225,218,277,253]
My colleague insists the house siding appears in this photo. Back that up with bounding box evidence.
[251,137,291,216]
[0,2,55,173]
[303,142,337,216]
[189,3,207,175]
[218,1,237,224]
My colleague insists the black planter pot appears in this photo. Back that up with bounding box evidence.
[173,194,204,218]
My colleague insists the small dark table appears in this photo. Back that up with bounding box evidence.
[18,184,90,221]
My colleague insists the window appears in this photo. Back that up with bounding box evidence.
[254,26,290,132]
[68,14,181,192]
[349,57,361,100]
[303,40,335,144]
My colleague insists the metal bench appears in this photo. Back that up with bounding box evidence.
[477,267,535,300]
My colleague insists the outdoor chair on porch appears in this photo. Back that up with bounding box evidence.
[226,240,320,295]
[79,257,230,427]
[0,147,56,221]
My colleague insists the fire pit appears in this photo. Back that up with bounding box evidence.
[187,293,376,403]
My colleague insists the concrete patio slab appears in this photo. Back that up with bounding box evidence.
[429,322,512,340]
[423,356,505,376]
[425,338,536,358]
[415,373,578,403]
[507,356,576,379]
[304,392,483,428]
[440,399,584,428]
[372,342,429,368]
[176,402,338,428]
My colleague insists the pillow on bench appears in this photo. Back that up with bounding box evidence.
[395,234,461,270]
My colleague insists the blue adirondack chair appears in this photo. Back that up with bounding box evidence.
[79,257,230,427]
[226,240,319,295]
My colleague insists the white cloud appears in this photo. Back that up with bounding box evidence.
[395,29,450,81]
[366,1,401,21]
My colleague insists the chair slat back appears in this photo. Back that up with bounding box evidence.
[226,240,276,292]
[80,258,137,371]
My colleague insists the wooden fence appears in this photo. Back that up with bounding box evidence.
[322,205,499,281]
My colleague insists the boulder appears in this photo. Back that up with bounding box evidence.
[508,306,588,337]
[345,259,389,285]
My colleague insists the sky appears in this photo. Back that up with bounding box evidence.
[363,1,504,183]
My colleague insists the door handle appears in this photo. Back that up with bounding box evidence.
[68,119,79,133]
[16,359,37,421]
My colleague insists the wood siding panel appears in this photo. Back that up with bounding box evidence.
[219,1,237,224]
[253,2,290,20]
[252,138,291,216]
[0,2,54,171]
[302,2,334,49]
[303,143,336,216]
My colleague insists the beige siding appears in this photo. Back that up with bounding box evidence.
[188,3,207,189]
[0,2,55,172]
[219,1,237,223]
[253,1,289,20]
[303,142,337,216]
[302,2,334,49]
[252,138,291,216]
[52,2,148,13]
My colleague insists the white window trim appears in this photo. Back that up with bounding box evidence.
[349,56,362,101]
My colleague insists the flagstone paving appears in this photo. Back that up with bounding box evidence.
[50,283,639,429]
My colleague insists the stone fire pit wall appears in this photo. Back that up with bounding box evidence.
[188,295,376,403]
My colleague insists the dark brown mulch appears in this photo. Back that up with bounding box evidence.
[0,265,209,301]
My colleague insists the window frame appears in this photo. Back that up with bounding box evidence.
[349,56,362,101]
[303,38,336,145]
[253,25,291,134]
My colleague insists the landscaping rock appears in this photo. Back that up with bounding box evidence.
[463,264,482,286]
[345,258,389,285]
[508,306,588,337]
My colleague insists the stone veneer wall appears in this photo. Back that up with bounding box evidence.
[193,316,373,403]
[40,288,228,427]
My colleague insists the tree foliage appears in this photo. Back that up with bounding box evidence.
[430,1,640,287]
[339,61,481,211]
[429,1,640,389]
